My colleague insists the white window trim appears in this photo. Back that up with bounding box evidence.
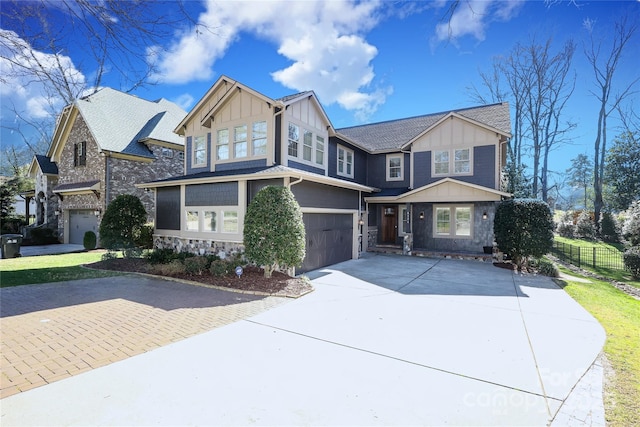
[431,147,473,177]
[183,207,241,235]
[214,120,269,164]
[433,204,474,239]
[337,145,354,178]
[386,153,404,181]
[192,135,207,167]
[286,120,328,170]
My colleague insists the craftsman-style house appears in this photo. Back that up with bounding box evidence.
[142,76,511,273]
[28,88,187,244]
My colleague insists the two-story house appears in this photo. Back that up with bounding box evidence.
[142,76,512,273]
[29,87,187,245]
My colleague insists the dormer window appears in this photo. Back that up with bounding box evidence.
[73,141,86,167]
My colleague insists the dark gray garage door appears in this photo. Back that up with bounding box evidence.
[69,210,98,245]
[299,213,353,274]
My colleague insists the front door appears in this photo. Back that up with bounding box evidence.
[381,205,398,244]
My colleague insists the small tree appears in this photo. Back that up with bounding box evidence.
[575,210,596,240]
[243,186,305,278]
[99,195,147,250]
[599,212,619,243]
[494,199,554,270]
[622,200,640,246]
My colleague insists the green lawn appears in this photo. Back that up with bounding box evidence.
[0,251,123,287]
[557,264,640,426]
[554,236,640,288]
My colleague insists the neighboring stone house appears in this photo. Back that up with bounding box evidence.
[27,155,59,231]
[142,76,512,273]
[30,88,186,244]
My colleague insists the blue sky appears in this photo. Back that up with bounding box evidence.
[2,0,639,183]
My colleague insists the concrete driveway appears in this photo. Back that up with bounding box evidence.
[1,254,605,426]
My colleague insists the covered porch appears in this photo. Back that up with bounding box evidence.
[364,178,511,259]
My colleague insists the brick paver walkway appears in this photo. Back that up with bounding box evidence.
[0,276,285,399]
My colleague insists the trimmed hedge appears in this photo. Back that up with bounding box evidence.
[623,247,640,279]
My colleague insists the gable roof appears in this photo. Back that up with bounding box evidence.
[365,177,511,203]
[28,154,58,177]
[49,88,187,161]
[336,102,511,153]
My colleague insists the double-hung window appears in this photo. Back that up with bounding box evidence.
[234,125,247,158]
[434,150,449,175]
[193,136,207,166]
[337,145,354,178]
[386,154,403,181]
[303,130,313,162]
[433,148,472,176]
[252,121,267,156]
[315,136,325,165]
[434,205,473,238]
[216,129,229,160]
[454,148,470,173]
[288,123,299,157]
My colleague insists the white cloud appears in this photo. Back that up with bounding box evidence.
[152,0,391,120]
[0,29,85,123]
[433,0,524,44]
[173,93,195,111]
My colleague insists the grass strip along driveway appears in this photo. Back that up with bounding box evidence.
[556,265,640,427]
[0,252,122,288]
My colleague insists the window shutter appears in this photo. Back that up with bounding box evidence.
[74,144,78,166]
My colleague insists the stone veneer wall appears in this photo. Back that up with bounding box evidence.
[55,115,106,240]
[108,145,184,223]
[154,235,244,259]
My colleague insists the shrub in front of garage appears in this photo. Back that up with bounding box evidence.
[243,186,305,278]
[99,194,147,252]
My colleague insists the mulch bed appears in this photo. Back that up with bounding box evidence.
[86,258,313,298]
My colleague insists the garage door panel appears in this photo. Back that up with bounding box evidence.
[299,213,353,274]
[69,210,98,245]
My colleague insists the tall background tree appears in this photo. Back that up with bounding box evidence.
[567,154,593,210]
[584,16,638,233]
[604,132,640,212]
[0,0,202,174]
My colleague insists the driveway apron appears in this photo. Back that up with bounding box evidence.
[0,254,605,426]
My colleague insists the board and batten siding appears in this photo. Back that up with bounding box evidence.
[156,186,181,230]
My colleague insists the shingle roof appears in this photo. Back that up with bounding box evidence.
[276,91,314,104]
[34,154,58,175]
[75,88,187,159]
[336,102,510,152]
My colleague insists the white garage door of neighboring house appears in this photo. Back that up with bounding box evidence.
[299,213,354,274]
[69,210,98,245]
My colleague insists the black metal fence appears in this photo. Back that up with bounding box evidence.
[551,240,625,271]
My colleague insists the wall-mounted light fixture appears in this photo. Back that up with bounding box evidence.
[482,212,488,220]
[54,208,61,216]
[358,218,364,226]
[94,208,102,217]
[419,211,425,220]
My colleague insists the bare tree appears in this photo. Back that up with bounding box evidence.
[584,15,638,233]
[470,37,576,201]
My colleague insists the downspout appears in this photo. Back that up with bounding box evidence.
[287,176,303,188]
[272,102,285,165]
[105,153,111,206]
